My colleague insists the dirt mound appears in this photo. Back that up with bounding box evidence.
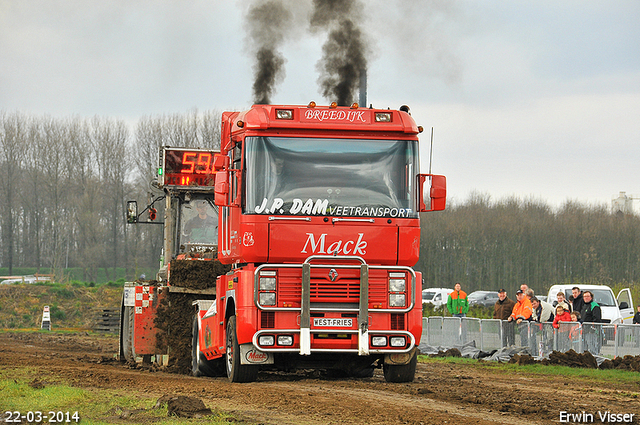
[544,350,598,368]
[510,354,536,365]
[600,355,640,371]
[429,348,462,358]
[164,395,213,418]
[169,259,230,289]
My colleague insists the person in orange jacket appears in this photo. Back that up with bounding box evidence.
[507,289,533,347]
[508,290,533,323]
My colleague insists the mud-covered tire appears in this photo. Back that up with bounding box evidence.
[191,315,224,377]
[119,304,135,362]
[225,316,258,382]
[383,351,417,383]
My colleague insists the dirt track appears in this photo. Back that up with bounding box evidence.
[1,331,639,425]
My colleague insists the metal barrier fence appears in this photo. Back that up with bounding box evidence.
[421,317,640,358]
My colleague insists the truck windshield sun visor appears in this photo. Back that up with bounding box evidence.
[244,136,419,219]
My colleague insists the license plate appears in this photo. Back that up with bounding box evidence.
[313,318,353,327]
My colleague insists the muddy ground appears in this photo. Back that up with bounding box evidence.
[1,332,639,424]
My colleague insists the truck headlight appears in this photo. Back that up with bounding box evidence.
[371,336,387,347]
[259,335,275,346]
[259,292,276,306]
[389,294,405,307]
[277,335,293,346]
[390,336,406,347]
[389,278,406,292]
[259,276,276,291]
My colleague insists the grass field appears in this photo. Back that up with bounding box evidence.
[0,367,236,425]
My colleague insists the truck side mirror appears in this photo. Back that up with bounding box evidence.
[127,201,138,223]
[213,154,229,171]
[418,174,446,212]
[214,171,230,206]
[619,302,629,309]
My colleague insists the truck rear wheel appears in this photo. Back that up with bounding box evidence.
[192,315,224,377]
[225,316,258,382]
[383,351,417,383]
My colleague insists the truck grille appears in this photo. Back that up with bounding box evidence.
[277,268,388,305]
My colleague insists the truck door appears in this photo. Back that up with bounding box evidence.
[617,288,634,323]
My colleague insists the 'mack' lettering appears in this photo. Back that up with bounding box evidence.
[301,233,367,255]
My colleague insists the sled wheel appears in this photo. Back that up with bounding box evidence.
[120,304,135,362]
[225,316,258,382]
[192,314,224,377]
[383,351,417,383]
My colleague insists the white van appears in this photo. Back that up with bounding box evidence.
[546,284,634,324]
[421,288,453,308]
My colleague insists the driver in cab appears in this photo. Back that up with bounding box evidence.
[184,200,217,243]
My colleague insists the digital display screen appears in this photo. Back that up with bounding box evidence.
[162,148,216,188]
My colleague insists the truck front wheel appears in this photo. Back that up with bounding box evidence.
[383,351,417,383]
[225,316,258,382]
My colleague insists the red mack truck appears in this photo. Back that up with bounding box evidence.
[121,102,446,383]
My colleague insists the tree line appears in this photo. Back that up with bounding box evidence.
[417,192,640,296]
[3,111,638,292]
[0,110,220,281]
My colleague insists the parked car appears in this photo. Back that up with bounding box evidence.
[421,288,453,307]
[467,290,500,307]
[546,284,634,324]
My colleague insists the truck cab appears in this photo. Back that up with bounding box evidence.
[192,103,446,382]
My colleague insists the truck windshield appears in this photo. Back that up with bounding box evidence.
[179,199,218,246]
[244,136,419,218]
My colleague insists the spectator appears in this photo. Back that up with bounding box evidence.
[530,296,553,356]
[526,288,535,300]
[569,311,582,350]
[552,303,572,329]
[494,289,516,346]
[520,284,529,295]
[580,291,602,355]
[509,290,533,323]
[508,290,533,347]
[494,289,516,320]
[580,291,602,323]
[447,282,469,318]
[553,291,572,312]
[531,297,555,323]
[571,287,585,317]
[633,305,640,348]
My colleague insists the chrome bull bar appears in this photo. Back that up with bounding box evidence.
[254,255,416,356]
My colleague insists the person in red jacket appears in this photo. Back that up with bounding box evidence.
[552,303,572,329]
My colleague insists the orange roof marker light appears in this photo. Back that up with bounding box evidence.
[307,101,317,108]
[329,102,338,108]
[237,120,245,128]
[350,102,359,109]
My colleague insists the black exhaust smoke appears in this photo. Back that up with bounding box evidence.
[246,1,292,104]
[310,0,368,106]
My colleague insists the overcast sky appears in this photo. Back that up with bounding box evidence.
[1,1,639,209]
